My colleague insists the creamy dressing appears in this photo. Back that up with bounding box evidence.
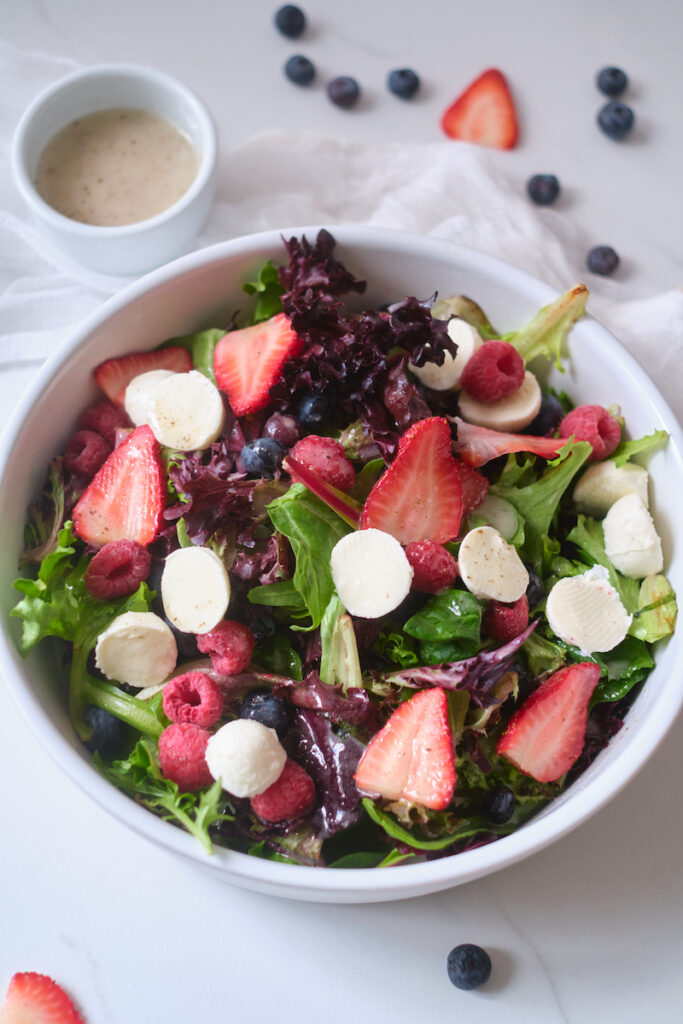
[34,107,200,226]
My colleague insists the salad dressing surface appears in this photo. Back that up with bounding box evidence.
[34,107,200,226]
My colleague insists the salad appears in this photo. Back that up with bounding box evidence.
[12,229,677,868]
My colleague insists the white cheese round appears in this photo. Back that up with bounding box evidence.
[161,545,231,634]
[458,525,529,602]
[409,318,483,391]
[330,528,413,618]
[602,492,663,578]
[205,719,287,798]
[95,611,177,687]
[573,460,649,517]
[124,369,177,427]
[459,370,542,432]
[148,370,225,451]
[545,566,631,653]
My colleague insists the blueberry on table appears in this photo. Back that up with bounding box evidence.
[526,173,560,206]
[596,66,628,97]
[387,68,420,100]
[483,785,516,824]
[285,55,315,86]
[587,245,620,276]
[298,392,332,429]
[240,690,292,739]
[447,944,492,991]
[597,99,634,140]
[327,76,361,109]
[84,705,128,757]
[240,438,287,477]
[274,4,306,38]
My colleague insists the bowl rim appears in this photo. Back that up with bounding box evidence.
[11,62,218,239]
[1,223,681,899]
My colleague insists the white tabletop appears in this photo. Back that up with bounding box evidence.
[3,2,683,1022]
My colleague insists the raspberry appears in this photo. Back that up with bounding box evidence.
[405,540,458,593]
[456,459,489,516]
[250,757,316,822]
[80,399,130,444]
[559,404,621,462]
[162,671,223,729]
[289,435,356,491]
[484,593,529,644]
[84,539,151,599]
[158,723,213,790]
[460,341,524,402]
[64,430,112,478]
[196,620,255,675]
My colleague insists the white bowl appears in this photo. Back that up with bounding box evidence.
[0,226,681,902]
[11,64,217,275]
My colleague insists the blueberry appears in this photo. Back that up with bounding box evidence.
[240,690,291,739]
[526,173,560,206]
[387,68,420,100]
[483,786,516,824]
[240,438,287,477]
[596,66,628,97]
[245,613,277,645]
[587,245,620,276]
[274,4,306,38]
[167,620,200,659]
[524,567,545,609]
[297,392,331,429]
[526,392,564,435]
[597,99,634,140]
[447,944,492,991]
[327,76,361,109]
[285,55,315,86]
[83,706,128,757]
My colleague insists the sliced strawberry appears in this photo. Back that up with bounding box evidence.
[452,416,569,468]
[355,687,455,810]
[456,458,489,516]
[497,662,601,783]
[213,312,303,416]
[361,417,463,544]
[0,972,85,1023]
[93,346,191,406]
[441,68,519,150]
[73,425,165,548]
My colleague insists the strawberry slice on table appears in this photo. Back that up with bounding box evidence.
[93,346,191,406]
[213,312,303,416]
[441,68,519,150]
[361,417,463,544]
[497,662,601,783]
[355,687,455,811]
[73,425,165,548]
[452,416,570,468]
[0,972,85,1023]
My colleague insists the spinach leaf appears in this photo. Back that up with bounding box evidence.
[404,589,482,644]
[420,638,480,663]
[523,630,567,677]
[243,260,285,324]
[264,483,352,630]
[248,578,307,615]
[590,636,654,703]
[255,632,303,680]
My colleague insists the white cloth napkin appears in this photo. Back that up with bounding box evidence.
[2,40,682,417]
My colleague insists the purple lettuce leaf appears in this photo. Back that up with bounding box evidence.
[284,708,365,840]
[279,228,368,305]
[381,621,538,707]
[274,670,374,728]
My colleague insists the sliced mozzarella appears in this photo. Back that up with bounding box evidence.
[330,528,413,618]
[124,369,177,427]
[472,494,521,541]
[408,318,483,391]
[161,545,231,634]
[458,525,529,602]
[573,461,650,517]
[459,370,542,432]
[148,370,225,451]
[95,611,177,687]
[205,719,286,798]
[546,566,631,653]
[602,492,663,578]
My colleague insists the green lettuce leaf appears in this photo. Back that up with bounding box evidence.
[630,574,678,643]
[611,430,668,468]
[371,630,420,668]
[22,457,67,564]
[255,632,303,680]
[164,328,224,383]
[430,295,499,338]
[503,284,588,369]
[565,515,640,614]
[243,260,285,324]
[319,594,362,690]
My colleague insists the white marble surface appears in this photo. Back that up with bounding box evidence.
[2,2,683,1021]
